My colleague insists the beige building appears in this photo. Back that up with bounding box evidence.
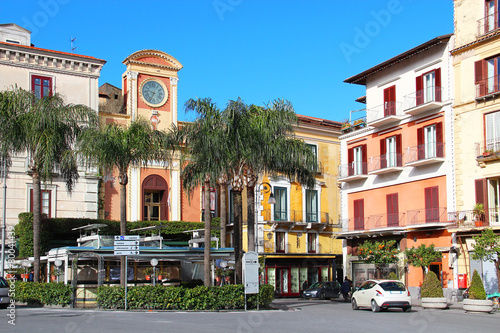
[451,0,500,294]
[0,23,106,228]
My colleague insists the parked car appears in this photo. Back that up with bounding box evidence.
[302,281,341,300]
[351,279,411,312]
[0,277,10,309]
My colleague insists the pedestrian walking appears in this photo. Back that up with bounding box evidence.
[341,276,352,302]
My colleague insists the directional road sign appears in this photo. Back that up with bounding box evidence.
[114,246,139,251]
[114,235,140,241]
[114,240,139,246]
[114,250,140,256]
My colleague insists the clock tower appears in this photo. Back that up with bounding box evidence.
[111,50,196,223]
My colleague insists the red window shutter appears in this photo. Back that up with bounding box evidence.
[361,144,367,174]
[417,127,424,160]
[387,193,399,226]
[416,75,423,105]
[354,199,364,230]
[475,178,489,211]
[384,86,396,116]
[425,186,439,222]
[435,68,442,102]
[348,148,354,176]
[396,134,402,166]
[475,60,485,96]
[380,139,387,169]
[436,122,444,157]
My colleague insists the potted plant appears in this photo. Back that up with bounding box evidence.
[463,270,494,313]
[482,149,493,157]
[144,267,154,281]
[341,120,352,133]
[472,203,485,227]
[353,119,366,128]
[420,271,448,309]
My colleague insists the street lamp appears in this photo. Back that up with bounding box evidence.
[259,182,275,204]
[150,258,158,286]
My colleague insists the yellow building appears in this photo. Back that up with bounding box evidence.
[451,0,500,293]
[238,115,343,297]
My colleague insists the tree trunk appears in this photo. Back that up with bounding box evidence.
[32,172,41,283]
[119,171,128,287]
[220,184,227,248]
[247,185,255,252]
[233,190,243,284]
[204,181,212,287]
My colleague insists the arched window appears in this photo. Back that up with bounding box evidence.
[142,175,168,221]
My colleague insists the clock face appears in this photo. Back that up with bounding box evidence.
[141,80,168,107]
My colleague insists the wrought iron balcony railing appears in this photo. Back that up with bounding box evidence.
[475,139,500,161]
[261,209,331,224]
[366,102,404,127]
[477,11,500,37]
[406,207,448,225]
[368,153,403,174]
[338,162,368,180]
[448,208,500,229]
[405,142,445,166]
[404,87,444,115]
[476,74,500,99]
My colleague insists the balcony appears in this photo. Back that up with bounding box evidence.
[366,102,405,128]
[406,207,449,227]
[405,142,445,167]
[368,153,403,175]
[475,74,500,100]
[477,11,500,37]
[338,162,368,182]
[448,208,500,229]
[261,209,332,224]
[404,87,444,116]
[342,213,407,232]
[475,139,500,162]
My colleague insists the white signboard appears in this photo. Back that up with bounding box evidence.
[114,235,140,256]
[243,251,259,294]
[114,240,139,246]
[114,250,140,256]
[114,235,140,241]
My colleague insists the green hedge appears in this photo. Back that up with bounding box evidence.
[96,284,274,310]
[469,269,486,300]
[12,281,72,307]
[15,214,221,256]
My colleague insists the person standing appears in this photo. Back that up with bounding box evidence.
[341,276,352,302]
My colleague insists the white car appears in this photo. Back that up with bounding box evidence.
[351,279,411,312]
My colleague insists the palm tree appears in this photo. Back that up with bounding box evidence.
[182,98,228,287]
[78,118,177,286]
[0,86,99,282]
[222,98,317,282]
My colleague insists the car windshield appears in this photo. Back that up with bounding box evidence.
[309,282,325,289]
[379,281,406,292]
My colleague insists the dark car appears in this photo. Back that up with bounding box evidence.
[0,277,10,309]
[302,281,341,300]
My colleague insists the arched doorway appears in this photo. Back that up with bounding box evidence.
[142,174,168,221]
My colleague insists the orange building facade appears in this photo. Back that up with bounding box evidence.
[339,34,457,298]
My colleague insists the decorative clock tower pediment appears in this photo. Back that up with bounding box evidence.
[122,49,183,129]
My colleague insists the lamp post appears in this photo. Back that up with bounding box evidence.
[55,259,62,283]
[150,258,158,286]
[256,182,275,253]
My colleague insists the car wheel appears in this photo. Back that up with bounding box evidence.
[352,298,359,310]
[403,306,412,312]
[319,292,325,300]
[371,299,380,312]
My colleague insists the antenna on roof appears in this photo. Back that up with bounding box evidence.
[70,37,77,53]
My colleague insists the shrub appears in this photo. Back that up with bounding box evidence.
[95,284,275,310]
[387,272,398,280]
[12,281,72,307]
[421,271,443,298]
[469,270,486,300]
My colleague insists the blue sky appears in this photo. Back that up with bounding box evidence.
[1,0,454,122]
